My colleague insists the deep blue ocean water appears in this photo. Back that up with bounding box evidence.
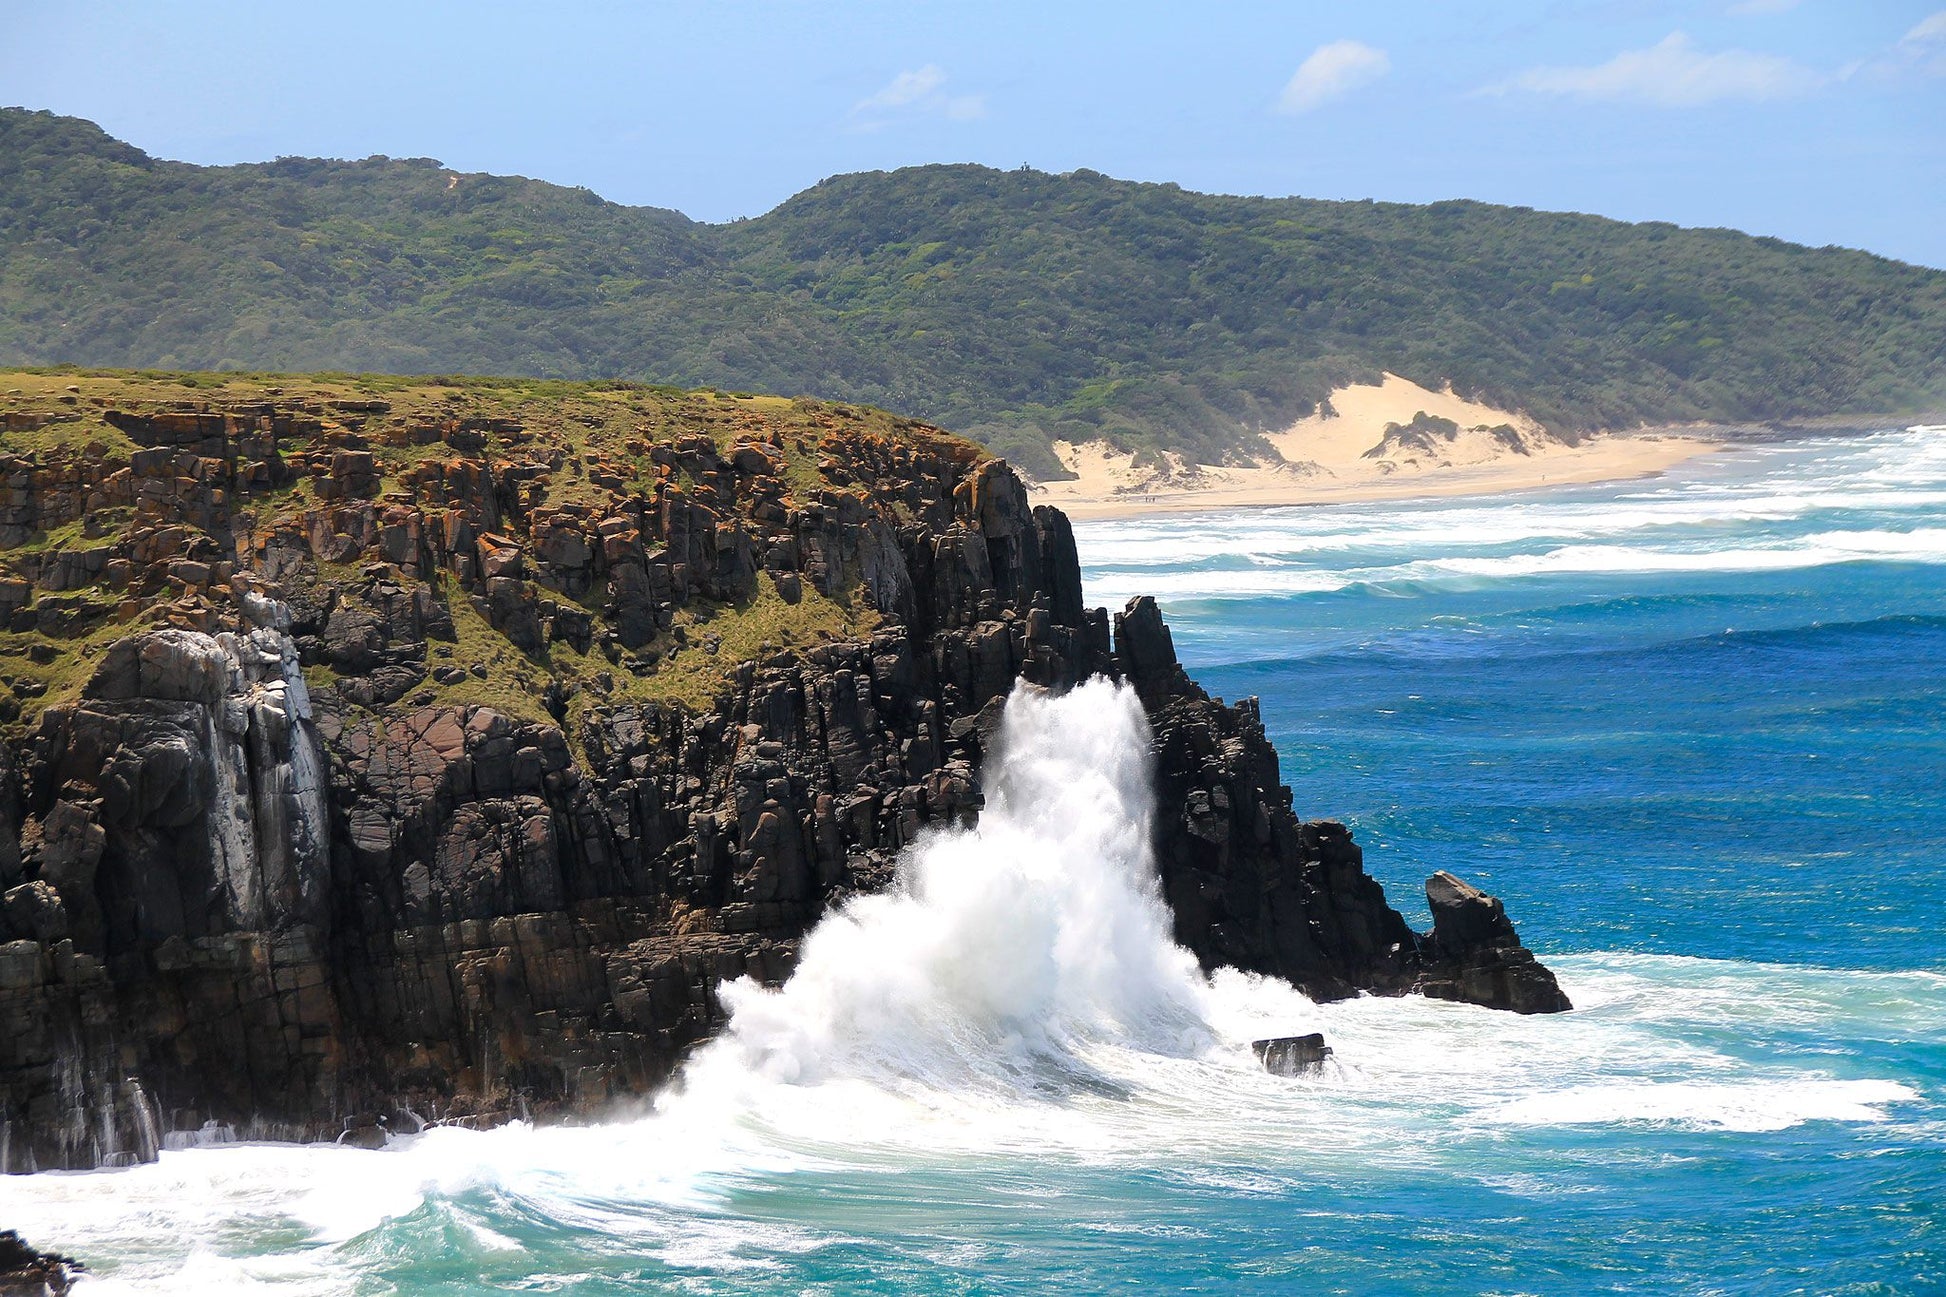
[5,428,1942,1294]
[1083,430,1946,971]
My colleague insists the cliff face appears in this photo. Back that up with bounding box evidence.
[0,373,1565,1173]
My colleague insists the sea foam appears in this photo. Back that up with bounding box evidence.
[687,678,1210,1095]
[1081,427,1946,606]
[0,677,1926,1292]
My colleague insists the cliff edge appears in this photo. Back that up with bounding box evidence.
[0,371,1565,1172]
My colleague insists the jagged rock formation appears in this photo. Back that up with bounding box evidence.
[0,374,1564,1173]
[1120,594,1567,1010]
[1416,871,1573,1015]
[0,1231,81,1296]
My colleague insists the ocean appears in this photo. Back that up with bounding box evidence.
[5,427,1942,1294]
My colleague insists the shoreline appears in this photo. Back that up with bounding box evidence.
[1026,366,1944,523]
[1031,430,1727,522]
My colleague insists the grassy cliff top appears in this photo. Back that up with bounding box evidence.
[0,367,989,737]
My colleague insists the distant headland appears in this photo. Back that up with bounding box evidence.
[3,106,1942,485]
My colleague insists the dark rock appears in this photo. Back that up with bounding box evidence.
[0,882,66,944]
[337,1118,389,1150]
[1416,871,1572,1014]
[0,420,1569,1173]
[1113,595,1201,708]
[0,1231,83,1296]
[1252,1033,1333,1076]
[1140,673,1416,1002]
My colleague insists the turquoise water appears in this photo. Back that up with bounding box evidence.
[5,429,1943,1294]
[1082,429,1946,971]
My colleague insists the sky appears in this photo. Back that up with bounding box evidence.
[4,0,1943,267]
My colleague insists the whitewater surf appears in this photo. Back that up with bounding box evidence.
[2,652,1928,1292]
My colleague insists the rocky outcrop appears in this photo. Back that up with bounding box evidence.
[0,1232,81,1296]
[1253,1034,1333,1076]
[1121,593,1563,1011]
[0,384,1566,1173]
[1415,871,1572,1015]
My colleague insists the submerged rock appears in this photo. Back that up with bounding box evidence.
[1252,1033,1333,1076]
[336,1116,390,1150]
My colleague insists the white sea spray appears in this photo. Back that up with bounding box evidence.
[0,607,1931,1291]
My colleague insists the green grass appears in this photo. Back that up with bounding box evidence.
[0,600,144,729]
[0,366,925,740]
[610,571,876,715]
[417,588,559,727]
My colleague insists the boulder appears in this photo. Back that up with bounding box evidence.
[84,629,229,704]
[0,1230,83,1295]
[1252,1033,1333,1076]
[0,882,66,944]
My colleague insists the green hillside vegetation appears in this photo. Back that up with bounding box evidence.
[6,107,1945,479]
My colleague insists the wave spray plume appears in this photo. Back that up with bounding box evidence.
[683,677,1214,1104]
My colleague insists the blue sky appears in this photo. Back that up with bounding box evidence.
[4,1,1943,266]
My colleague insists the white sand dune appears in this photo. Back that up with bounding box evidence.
[1028,373,1717,520]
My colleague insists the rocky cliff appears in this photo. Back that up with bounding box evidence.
[0,371,1566,1173]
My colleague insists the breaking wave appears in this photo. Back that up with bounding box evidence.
[0,684,1927,1293]
[1082,427,1946,605]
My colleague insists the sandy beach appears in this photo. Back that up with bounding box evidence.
[1028,373,1723,521]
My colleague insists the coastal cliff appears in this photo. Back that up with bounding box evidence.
[0,372,1565,1173]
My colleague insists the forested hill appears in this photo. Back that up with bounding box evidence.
[6,106,1944,476]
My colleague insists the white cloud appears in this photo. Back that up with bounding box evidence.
[1276,40,1391,114]
[1903,10,1946,43]
[1894,9,1946,76]
[857,66,945,112]
[851,65,986,128]
[1492,32,1824,106]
